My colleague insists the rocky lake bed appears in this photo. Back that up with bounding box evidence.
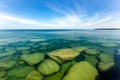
[0,30,120,80]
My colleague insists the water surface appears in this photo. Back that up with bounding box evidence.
[0,30,120,80]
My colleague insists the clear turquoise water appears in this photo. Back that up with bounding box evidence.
[0,30,120,80]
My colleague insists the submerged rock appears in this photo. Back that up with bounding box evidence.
[25,70,44,80]
[63,61,98,80]
[72,46,89,53]
[0,51,16,58]
[40,42,50,45]
[84,54,99,67]
[85,49,99,55]
[16,47,30,51]
[98,61,114,72]
[22,50,31,54]
[38,59,60,75]
[48,48,79,63]
[0,60,16,70]
[98,54,115,71]
[98,54,114,62]
[0,56,13,62]
[8,66,34,77]
[43,61,73,80]
[98,47,115,54]
[4,47,16,52]
[0,70,7,77]
[21,53,45,65]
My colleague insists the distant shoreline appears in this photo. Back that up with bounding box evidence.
[94,28,120,30]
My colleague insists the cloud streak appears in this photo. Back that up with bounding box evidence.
[45,1,120,29]
[0,14,57,28]
[0,13,119,29]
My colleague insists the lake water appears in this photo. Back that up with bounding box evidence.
[0,30,120,80]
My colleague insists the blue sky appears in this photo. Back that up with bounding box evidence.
[0,0,120,29]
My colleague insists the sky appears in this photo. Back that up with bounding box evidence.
[0,0,120,29]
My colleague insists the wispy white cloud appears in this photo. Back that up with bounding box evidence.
[0,13,120,29]
[46,1,80,16]
[0,14,56,26]
[94,15,120,28]
[79,15,112,28]
[44,1,118,29]
[0,14,39,24]
[46,4,68,15]
[51,13,114,28]
[53,14,82,27]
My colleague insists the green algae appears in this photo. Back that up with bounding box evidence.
[21,53,45,65]
[38,59,60,75]
[0,60,16,70]
[8,66,34,77]
[25,70,44,80]
[85,49,99,55]
[63,61,98,80]
[43,61,73,80]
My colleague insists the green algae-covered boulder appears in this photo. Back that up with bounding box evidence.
[43,61,73,80]
[40,42,50,46]
[0,60,16,70]
[4,47,16,52]
[48,48,79,63]
[98,54,115,71]
[72,46,89,53]
[8,66,34,77]
[84,54,99,67]
[63,61,98,80]
[31,49,38,52]
[85,49,99,55]
[0,51,16,58]
[0,56,13,62]
[38,59,60,75]
[22,50,31,54]
[21,53,45,65]
[0,70,7,77]
[98,54,114,62]
[25,70,44,80]
[98,61,114,72]
[16,47,30,51]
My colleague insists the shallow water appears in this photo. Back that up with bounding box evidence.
[0,30,120,80]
